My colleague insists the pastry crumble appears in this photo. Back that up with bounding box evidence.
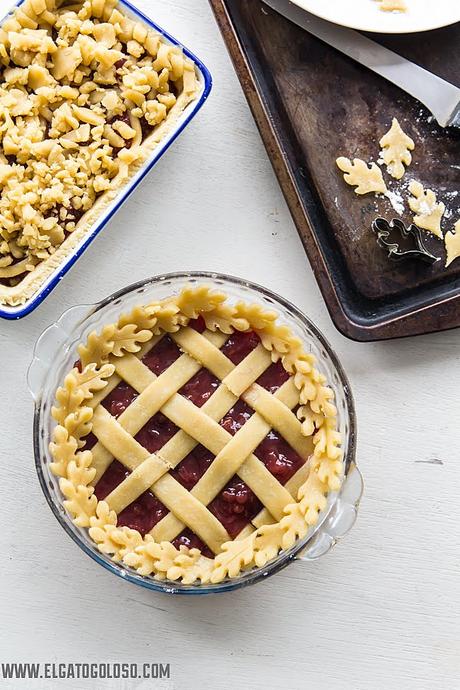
[0,0,197,306]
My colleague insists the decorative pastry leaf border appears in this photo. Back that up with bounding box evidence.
[49,285,343,584]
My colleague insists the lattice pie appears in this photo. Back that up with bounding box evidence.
[0,0,197,306]
[50,285,343,584]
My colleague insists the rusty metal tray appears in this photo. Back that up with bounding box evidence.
[210,0,460,340]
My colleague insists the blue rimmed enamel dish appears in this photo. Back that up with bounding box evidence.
[0,0,211,320]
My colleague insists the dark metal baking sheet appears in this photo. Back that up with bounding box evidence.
[210,0,460,341]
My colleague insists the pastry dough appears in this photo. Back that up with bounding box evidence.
[408,180,445,238]
[445,220,460,267]
[379,118,414,180]
[336,157,387,195]
[49,285,343,584]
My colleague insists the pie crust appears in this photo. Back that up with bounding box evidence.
[0,0,198,307]
[49,285,343,584]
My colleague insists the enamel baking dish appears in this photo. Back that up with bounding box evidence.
[0,0,211,320]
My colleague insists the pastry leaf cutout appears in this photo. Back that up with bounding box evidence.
[168,549,213,585]
[117,304,160,331]
[280,503,309,550]
[52,364,114,424]
[310,383,337,418]
[52,373,85,425]
[210,533,257,582]
[315,453,343,491]
[336,157,387,195]
[80,324,152,364]
[122,538,164,575]
[93,525,144,562]
[253,523,285,568]
[176,285,226,319]
[296,404,324,437]
[298,470,329,525]
[408,180,445,238]
[111,323,152,357]
[59,479,97,527]
[379,118,414,180]
[154,541,185,575]
[79,326,116,367]
[153,303,184,334]
[49,425,79,477]
[234,302,278,332]
[445,220,460,267]
[77,363,115,397]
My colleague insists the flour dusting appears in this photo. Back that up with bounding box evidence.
[385,189,405,215]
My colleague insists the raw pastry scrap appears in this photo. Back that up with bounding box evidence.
[379,0,407,11]
[336,157,387,195]
[49,285,343,585]
[408,180,445,239]
[445,220,460,267]
[379,118,414,180]
[0,0,197,306]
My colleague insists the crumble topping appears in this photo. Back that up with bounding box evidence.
[0,0,196,288]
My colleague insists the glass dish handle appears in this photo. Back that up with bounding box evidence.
[295,463,363,562]
[27,303,93,402]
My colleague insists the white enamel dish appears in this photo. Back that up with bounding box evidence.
[0,0,212,320]
[290,0,460,33]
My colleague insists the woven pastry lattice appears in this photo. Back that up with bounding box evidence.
[49,286,343,584]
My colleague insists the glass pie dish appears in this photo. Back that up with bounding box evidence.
[0,0,211,320]
[29,272,363,594]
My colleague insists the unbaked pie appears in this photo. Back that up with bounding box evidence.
[0,0,197,306]
[49,285,343,584]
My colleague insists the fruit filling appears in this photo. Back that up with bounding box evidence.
[92,327,307,554]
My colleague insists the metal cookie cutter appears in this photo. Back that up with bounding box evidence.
[372,217,439,264]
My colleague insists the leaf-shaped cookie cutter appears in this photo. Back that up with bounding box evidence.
[372,217,439,264]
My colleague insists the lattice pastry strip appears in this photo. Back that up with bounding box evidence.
[89,336,162,409]
[91,324,300,486]
[90,335,307,550]
[234,460,314,540]
[251,460,312,530]
[150,476,231,555]
[90,330,228,481]
[151,378,310,543]
[50,285,343,584]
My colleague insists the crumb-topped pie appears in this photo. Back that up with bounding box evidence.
[0,0,197,306]
[49,285,343,584]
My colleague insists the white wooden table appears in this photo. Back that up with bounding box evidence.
[1,1,459,688]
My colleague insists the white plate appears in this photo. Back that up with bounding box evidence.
[290,0,460,33]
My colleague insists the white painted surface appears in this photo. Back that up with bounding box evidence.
[1,1,459,689]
